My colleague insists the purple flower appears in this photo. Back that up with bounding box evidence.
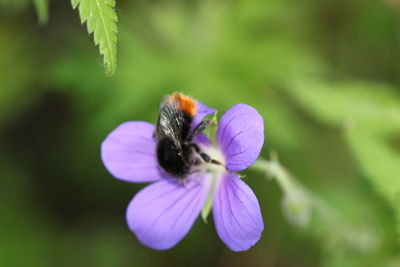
[101,100,264,251]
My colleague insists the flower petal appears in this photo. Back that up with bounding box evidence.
[193,133,212,147]
[212,172,264,252]
[217,104,264,171]
[192,100,216,130]
[126,175,211,250]
[101,121,166,183]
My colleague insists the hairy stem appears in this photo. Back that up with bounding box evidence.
[251,155,378,252]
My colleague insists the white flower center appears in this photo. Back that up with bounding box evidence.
[200,144,226,174]
[195,144,227,221]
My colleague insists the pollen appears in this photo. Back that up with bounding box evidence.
[171,93,197,117]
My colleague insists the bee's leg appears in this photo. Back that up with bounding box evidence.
[187,120,212,140]
[190,143,223,166]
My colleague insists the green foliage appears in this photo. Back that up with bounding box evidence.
[33,0,48,24]
[346,129,400,234]
[285,78,400,239]
[71,0,117,76]
[2,0,400,266]
[0,23,39,126]
[0,0,47,22]
[0,0,29,10]
[347,130,399,203]
[0,156,53,266]
[285,79,400,136]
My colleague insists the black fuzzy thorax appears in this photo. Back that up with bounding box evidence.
[155,111,195,178]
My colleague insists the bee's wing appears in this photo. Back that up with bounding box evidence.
[155,99,184,147]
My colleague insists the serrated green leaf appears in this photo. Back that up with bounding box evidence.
[33,0,49,25]
[71,0,117,76]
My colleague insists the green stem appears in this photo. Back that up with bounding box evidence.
[251,156,377,252]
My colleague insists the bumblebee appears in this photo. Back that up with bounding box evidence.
[154,93,220,179]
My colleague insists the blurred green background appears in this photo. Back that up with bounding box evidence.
[1,0,400,266]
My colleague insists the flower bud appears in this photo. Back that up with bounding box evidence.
[281,190,313,228]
